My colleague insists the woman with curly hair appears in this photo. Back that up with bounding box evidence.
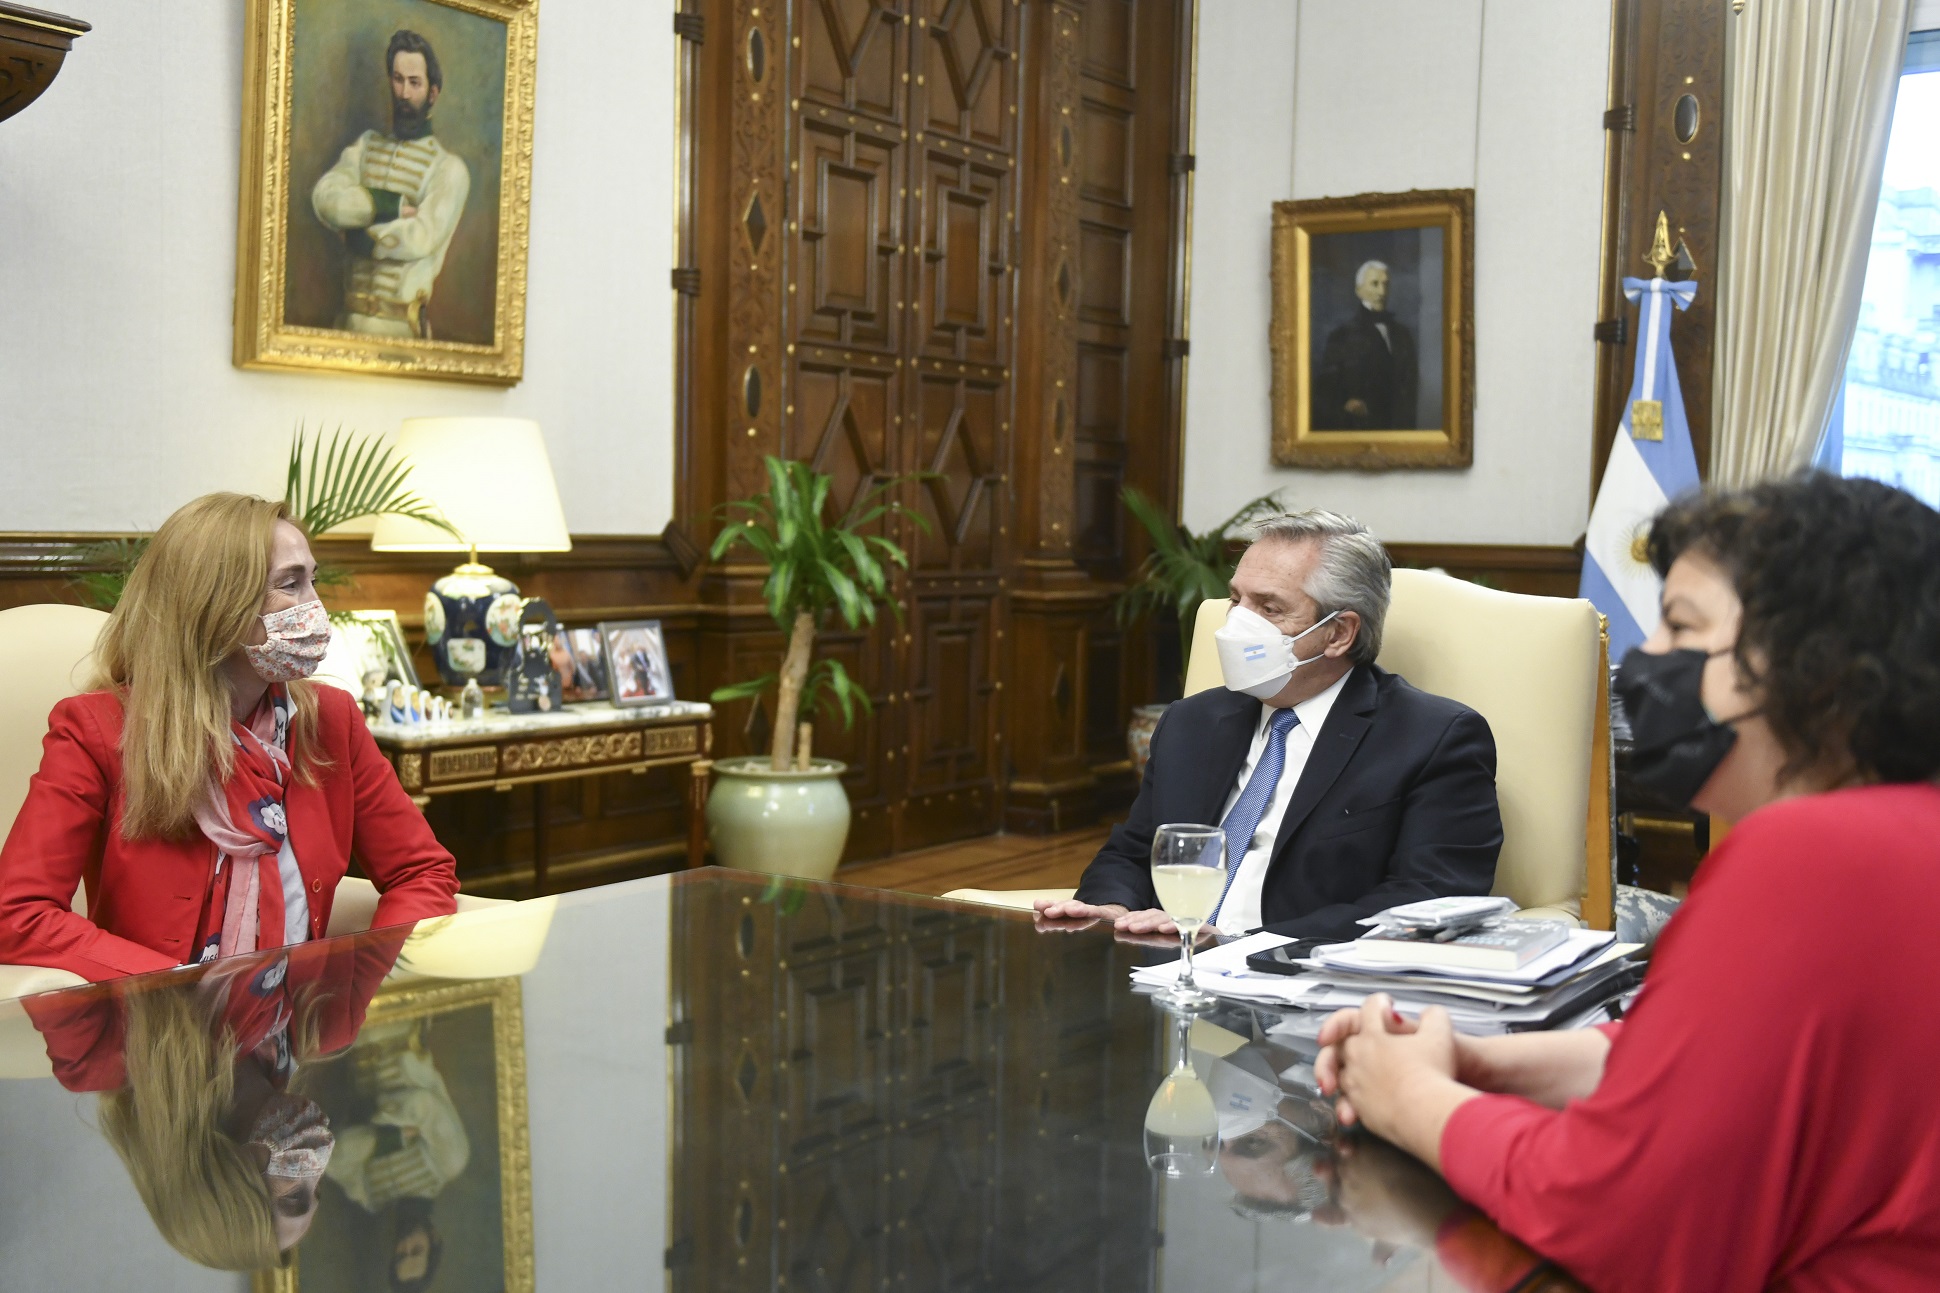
[1313,472,1940,1291]
[0,492,458,980]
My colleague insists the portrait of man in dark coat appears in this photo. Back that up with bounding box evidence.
[1313,260,1420,431]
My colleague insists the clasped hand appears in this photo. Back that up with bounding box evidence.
[1313,995,1465,1156]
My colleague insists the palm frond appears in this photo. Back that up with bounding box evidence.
[284,424,463,541]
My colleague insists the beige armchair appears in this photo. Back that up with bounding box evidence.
[949,570,1615,930]
[0,603,505,1005]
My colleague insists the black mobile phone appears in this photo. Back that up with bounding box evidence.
[1244,939,1328,975]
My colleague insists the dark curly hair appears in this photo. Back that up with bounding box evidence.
[1646,471,1940,785]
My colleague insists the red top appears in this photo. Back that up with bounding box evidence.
[1441,783,1940,1292]
[0,685,458,982]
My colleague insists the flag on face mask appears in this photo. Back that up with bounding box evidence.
[1580,276,1701,663]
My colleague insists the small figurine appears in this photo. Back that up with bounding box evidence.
[387,680,410,724]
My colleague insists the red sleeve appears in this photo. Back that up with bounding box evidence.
[22,984,129,1092]
[332,690,458,929]
[1432,1210,1550,1292]
[1434,811,1851,1293]
[0,698,177,981]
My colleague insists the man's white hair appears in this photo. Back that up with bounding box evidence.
[1354,260,1389,293]
[1249,509,1391,665]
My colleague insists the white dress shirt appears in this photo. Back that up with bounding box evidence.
[1211,670,1352,935]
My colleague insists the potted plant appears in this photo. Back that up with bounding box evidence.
[63,425,459,607]
[1115,486,1284,775]
[704,456,924,880]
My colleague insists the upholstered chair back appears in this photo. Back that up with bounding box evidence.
[1183,568,1611,925]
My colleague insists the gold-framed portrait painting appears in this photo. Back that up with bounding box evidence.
[235,0,537,385]
[1270,189,1474,469]
[256,977,533,1293]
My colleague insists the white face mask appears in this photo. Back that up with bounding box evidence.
[1213,604,1340,701]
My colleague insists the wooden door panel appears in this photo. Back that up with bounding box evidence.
[916,153,1011,365]
[803,0,907,118]
[913,375,1001,571]
[1079,98,1133,206]
[808,625,893,805]
[906,593,992,788]
[1082,0,1137,89]
[1077,220,1130,325]
[797,123,902,348]
[919,0,1015,147]
[800,363,895,501]
[1076,342,1126,442]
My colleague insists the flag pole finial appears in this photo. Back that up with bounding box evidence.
[1645,212,1675,278]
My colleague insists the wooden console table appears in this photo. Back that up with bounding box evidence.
[368,700,714,894]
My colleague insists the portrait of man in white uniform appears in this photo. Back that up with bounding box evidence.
[311,30,472,340]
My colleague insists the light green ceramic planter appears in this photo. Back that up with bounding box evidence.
[705,756,852,881]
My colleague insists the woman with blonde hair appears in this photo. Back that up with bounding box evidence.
[0,492,458,979]
[29,931,409,1269]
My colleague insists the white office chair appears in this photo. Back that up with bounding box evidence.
[0,603,507,1005]
[949,570,1615,930]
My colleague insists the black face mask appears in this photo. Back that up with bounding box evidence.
[1614,647,1741,810]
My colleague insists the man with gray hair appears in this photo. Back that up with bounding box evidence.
[1040,509,1501,942]
[1313,259,1418,429]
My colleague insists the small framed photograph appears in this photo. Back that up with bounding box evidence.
[598,620,674,706]
[553,626,608,703]
[321,609,420,700]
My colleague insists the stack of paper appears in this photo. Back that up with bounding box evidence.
[1130,928,1643,1036]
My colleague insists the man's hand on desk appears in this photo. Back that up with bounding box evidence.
[1032,899,1215,946]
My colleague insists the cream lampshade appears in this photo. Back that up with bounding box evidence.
[371,417,572,687]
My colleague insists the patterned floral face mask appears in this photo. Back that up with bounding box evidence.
[243,600,331,683]
[246,1091,334,1183]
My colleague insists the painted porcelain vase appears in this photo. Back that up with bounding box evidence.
[705,757,852,881]
[1127,703,1170,779]
[422,565,522,686]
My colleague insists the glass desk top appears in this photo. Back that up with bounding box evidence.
[0,871,1585,1293]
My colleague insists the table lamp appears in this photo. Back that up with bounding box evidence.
[370,417,571,694]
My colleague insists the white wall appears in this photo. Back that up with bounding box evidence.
[0,0,676,536]
[1184,0,1611,546]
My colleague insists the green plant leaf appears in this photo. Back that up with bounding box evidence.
[710,673,777,703]
[285,424,462,541]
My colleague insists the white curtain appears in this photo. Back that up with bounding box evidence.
[1712,0,1911,487]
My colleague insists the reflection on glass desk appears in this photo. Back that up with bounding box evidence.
[0,873,1587,1292]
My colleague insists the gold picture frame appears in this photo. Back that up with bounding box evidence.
[235,0,538,385]
[1270,189,1475,469]
[255,976,533,1293]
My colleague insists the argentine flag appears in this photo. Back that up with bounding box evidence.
[1580,277,1701,662]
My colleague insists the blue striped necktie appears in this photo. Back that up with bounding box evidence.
[1209,707,1301,926]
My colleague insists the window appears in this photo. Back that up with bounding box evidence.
[1822,27,1940,506]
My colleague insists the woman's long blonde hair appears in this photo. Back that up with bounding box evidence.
[92,493,325,839]
[98,980,324,1271]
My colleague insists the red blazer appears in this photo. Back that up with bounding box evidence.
[0,684,459,982]
[1440,784,1940,1292]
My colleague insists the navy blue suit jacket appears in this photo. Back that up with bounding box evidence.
[1075,664,1503,941]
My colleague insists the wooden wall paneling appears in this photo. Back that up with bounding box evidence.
[1591,0,1725,492]
[1005,0,1097,833]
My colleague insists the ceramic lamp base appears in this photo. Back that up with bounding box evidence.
[422,562,522,687]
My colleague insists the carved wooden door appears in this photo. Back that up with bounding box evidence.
[777,0,1020,856]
